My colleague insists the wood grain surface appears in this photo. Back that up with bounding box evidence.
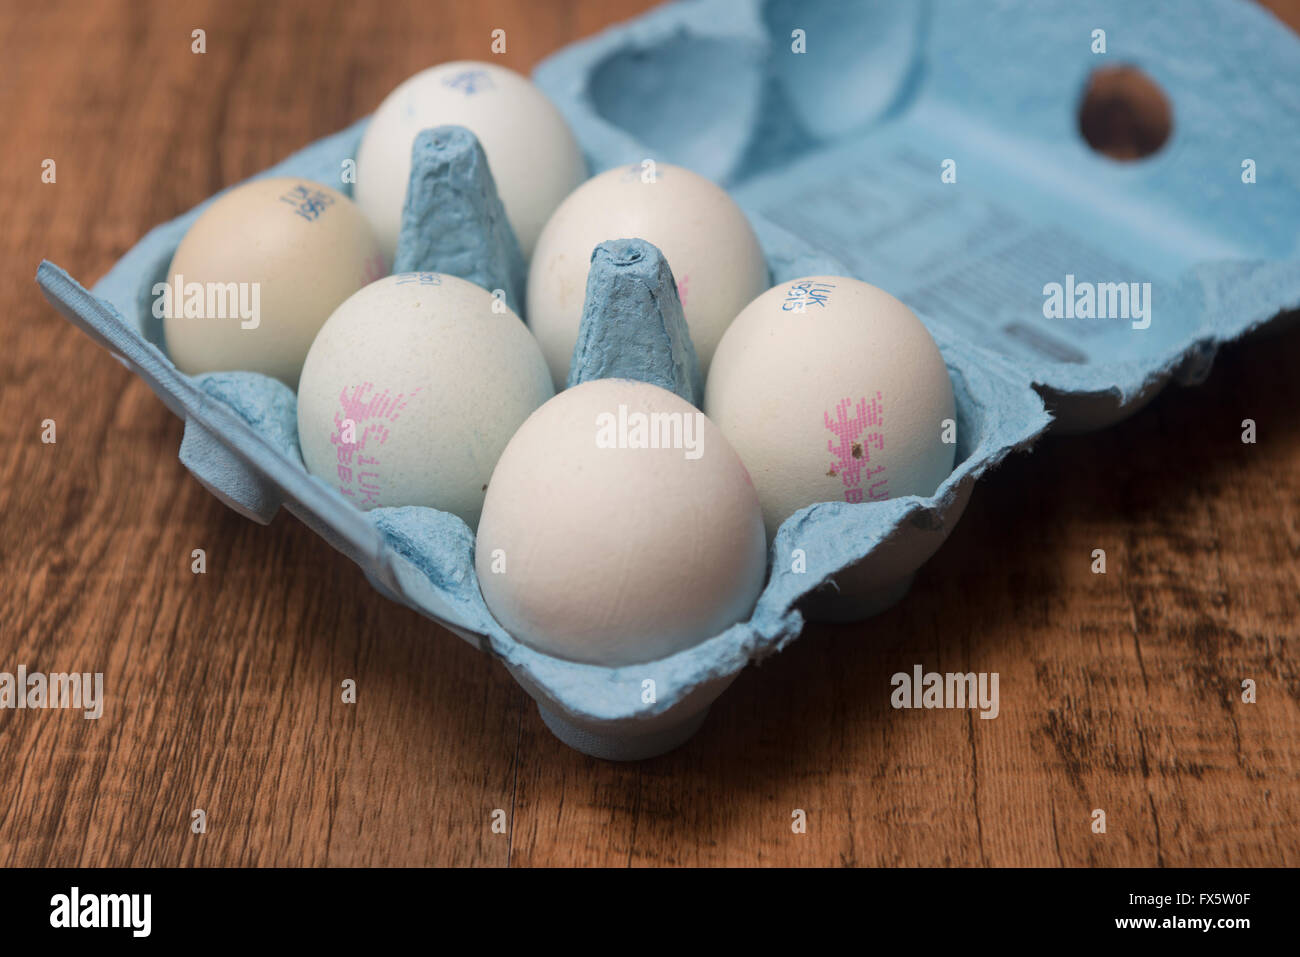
[2,0,1297,868]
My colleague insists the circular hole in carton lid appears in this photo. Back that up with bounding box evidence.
[1078,65,1172,161]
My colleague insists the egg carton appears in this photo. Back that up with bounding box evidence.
[37,0,1300,760]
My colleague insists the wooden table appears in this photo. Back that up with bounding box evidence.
[2,0,1297,867]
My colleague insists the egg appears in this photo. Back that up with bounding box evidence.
[355,61,586,263]
[476,378,767,667]
[297,272,554,527]
[163,177,385,387]
[526,163,769,389]
[704,276,956,538]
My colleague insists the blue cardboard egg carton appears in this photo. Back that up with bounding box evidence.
[37,0,1300,759]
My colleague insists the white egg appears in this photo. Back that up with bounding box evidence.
[164,177,385,387]
[526,163,769,389]
[476,378,768,667]
[704,276,956,538]
[297,272,554,527]
[355,61,586,263]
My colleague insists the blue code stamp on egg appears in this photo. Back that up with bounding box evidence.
[782,279,836,312]
[394,272,443,286]
[278,182,336,222]
[442,69,493,95]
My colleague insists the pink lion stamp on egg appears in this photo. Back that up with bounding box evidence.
[825,392,888,504]
[332,382,421,507]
